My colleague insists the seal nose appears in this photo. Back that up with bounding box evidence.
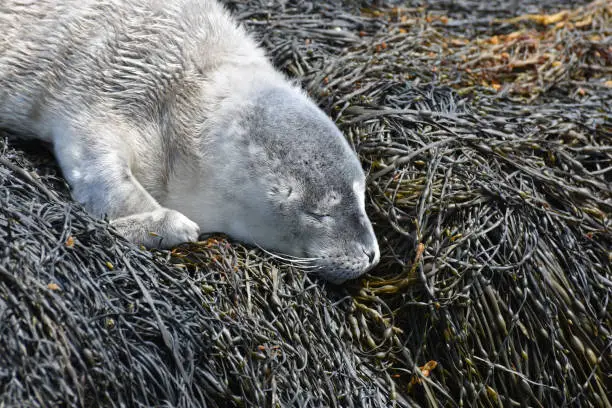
[362,246,379,266]
[365,249,376,263]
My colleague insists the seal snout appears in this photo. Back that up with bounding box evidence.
[364,248,376,263]
[313,233,380,284]
[360,239,381,274]
[365,246,380,268]
[357,213,380,273]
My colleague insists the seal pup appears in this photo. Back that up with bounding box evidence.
[0,0,379,282]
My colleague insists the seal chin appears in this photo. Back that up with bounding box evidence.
[308,239,381,284]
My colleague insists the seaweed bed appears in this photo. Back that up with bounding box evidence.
[0,0,610,407]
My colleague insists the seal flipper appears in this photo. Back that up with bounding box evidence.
[51,122,200,248]
[111,209,200,249]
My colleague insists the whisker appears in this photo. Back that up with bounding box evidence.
[249,239,320,268]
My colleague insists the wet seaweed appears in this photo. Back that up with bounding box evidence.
[1,0,610,407]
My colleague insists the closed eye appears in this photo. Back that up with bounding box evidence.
[306,212,331,222]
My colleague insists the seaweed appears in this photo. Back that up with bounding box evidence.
[1,0,610,407]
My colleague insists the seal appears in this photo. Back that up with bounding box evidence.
[0,0,380,282]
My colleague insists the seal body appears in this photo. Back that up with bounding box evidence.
[0,0,379,282]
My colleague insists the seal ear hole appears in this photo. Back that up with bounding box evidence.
[269,184,294,199]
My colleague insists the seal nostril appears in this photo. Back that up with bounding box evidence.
[363,248,375,263]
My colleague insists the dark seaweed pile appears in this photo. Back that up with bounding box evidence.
[1,143,403,408]
[1,0,610,407]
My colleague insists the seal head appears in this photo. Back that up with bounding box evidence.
[170,85,380,283]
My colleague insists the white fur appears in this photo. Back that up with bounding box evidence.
[0,0,380,282]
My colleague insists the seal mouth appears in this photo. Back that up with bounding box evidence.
[245,240,380,284]
[309,247,380,284]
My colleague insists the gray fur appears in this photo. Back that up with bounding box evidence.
[0,0,379,282]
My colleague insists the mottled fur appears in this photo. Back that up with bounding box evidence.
[0,0,379,282]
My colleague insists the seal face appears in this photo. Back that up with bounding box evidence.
[0,0,379,282]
